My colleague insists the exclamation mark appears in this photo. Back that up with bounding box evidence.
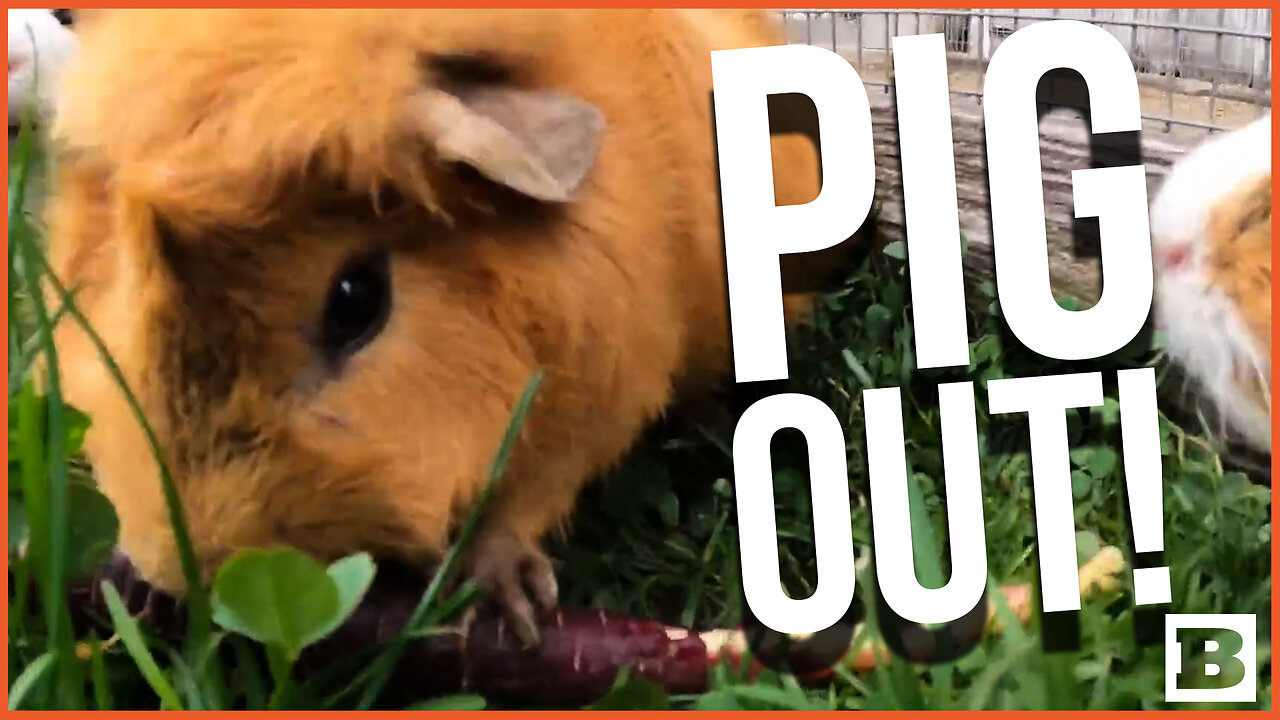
[1117,368,1172,606]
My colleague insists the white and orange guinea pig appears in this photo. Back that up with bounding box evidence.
[1148,113,1272,455]
[45,9,864,647]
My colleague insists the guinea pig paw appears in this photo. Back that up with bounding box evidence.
[465,533,559,649]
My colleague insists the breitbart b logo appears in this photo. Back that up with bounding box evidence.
[1164,614,1257,703]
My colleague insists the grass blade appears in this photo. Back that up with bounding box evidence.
[87,631,114,711]
[8,651,56,710]
[164,647,207,711]
[10,289,78,401]
[99,581,184,711]
[12,147,85,710]
[231,636,269,710]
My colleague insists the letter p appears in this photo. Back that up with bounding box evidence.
[711,44,876,383]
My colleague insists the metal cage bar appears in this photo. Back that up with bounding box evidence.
[778,8,1272,139]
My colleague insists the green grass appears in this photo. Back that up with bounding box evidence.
[6,111,1272,710]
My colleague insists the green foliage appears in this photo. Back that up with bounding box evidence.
[552,228,1271,710]
[6,102,1271,712]
[585,667,672,711]
[8,389,105,565]
[209,548,376,708]
[99,583,183,710]
[7,652,55,711]
[64,483,119,580]
[403,693,489,710]
[211,549,374,662]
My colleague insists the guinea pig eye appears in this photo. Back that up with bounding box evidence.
[51,9,74,25]
[320,252,392,358]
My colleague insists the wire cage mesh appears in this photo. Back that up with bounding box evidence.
[777,8,1272,142]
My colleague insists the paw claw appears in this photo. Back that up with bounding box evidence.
[522,552,559,610]
[510,607,541,650]
[466,532,559,649]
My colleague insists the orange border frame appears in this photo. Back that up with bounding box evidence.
[2,2,1275,715]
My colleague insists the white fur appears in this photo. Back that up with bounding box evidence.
[1147,113,1272,454]
[8,8,77,126]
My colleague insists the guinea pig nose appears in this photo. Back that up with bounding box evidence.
[9,48,28,74]
[1154,243,1191,271]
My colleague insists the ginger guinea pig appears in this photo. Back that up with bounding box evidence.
[8,9,77,132]
[1148,113,1271,455]
[46,9,861,646]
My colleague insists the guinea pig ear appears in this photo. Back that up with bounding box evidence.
[408,85,605,203]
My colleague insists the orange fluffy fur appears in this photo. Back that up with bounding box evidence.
[45,9,862,599]
[1205,172,1272,410]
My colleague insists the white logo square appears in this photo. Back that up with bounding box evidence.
[1164,613,1257,703]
